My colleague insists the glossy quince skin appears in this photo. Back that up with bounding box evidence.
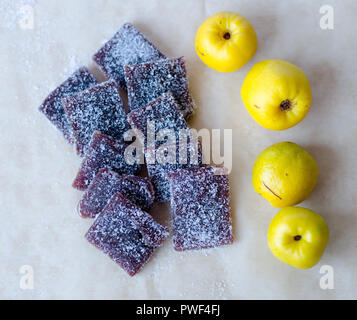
[195,11,257,72]
[241,59,312,130]
[252,142,318,208]
[268,207,329,269]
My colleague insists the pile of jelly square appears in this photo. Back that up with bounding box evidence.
[38,23,233,276]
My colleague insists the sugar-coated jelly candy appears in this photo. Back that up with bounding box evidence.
[124,57,194,119]
[167,166,233,251]
[93,23,165,89]
[79,168,155,218]
[145,138,203,202]
[72,131,140,191]
[85,193,169,276]
[38,67,98,143]
[63,80,129,157]
[127,92,189,148]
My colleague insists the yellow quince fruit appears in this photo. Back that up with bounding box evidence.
[195,11,257,72]
[268,207,329,269]
[253,142,318,207]
[241,59,312,130]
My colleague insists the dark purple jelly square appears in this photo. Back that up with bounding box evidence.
[63,80,129,157]
[124,57,194,119]
[85,193,169,276]
[73,132,140,191]
[127,92,189,148]
[38,67,98,143]
[167,166,233,251]
[93,23,165,89]
[79,168,155,218]
[145,138,203,203]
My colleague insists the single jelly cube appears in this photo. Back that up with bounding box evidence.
[72,132,140,191]
[145,138,203,202]
[167,166,233,251]
[127,92,190,148]
[79,168,155,218]
[124,57,194,119]
[85,192,169,276]
[93,23,165,89]
[63,80,129,157]
[38,67,98,143]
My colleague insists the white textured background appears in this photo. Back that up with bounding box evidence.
[0,0,356,299]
